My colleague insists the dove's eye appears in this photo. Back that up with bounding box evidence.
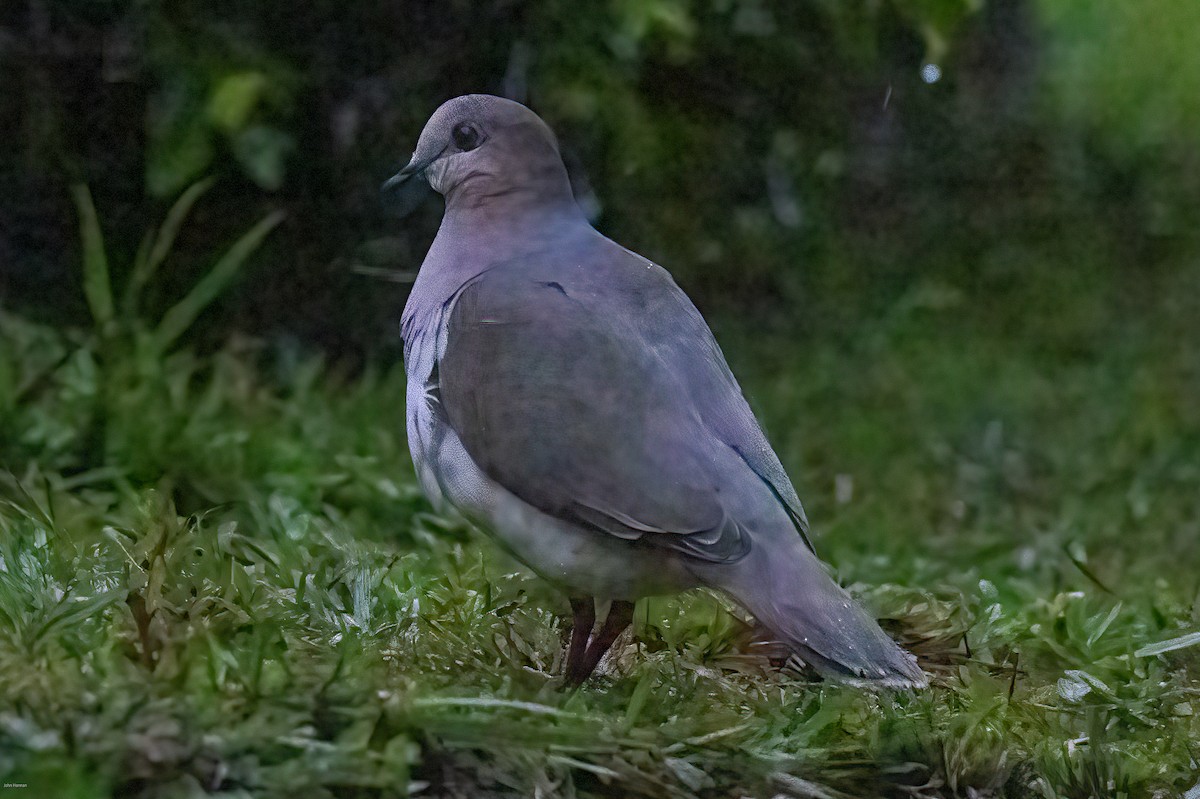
[452,123,482,152]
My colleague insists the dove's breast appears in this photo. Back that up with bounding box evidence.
[400,295,697,600]
[403,306,453,510]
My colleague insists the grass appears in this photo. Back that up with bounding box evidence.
[1,231,1199,797]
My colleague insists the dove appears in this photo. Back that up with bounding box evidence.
[387,94,925,688]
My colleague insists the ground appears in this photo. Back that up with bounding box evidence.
[1,264,1198,798]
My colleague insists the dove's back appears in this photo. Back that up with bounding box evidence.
[401,213,924,687]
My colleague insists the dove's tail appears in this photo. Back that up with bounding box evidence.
[694,534,927,688]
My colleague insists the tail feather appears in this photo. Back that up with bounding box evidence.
[697,536,926,688]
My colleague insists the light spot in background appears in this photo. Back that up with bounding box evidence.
[921,63,942,84]
[835,473,854,505]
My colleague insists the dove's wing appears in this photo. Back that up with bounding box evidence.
[434,239,811,563]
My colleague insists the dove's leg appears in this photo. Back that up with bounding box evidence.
[565,596,595,682]
[567,600,635,685]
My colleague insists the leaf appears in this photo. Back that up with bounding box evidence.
[208,71,268,133]
[1085,602,1122,648]
[0,346,13,416]
[146,81,215,198]
[1134,630,1200,658]
[33,589,125,643]
[232,126,293,191]
[409,696,586,719]
[70,185,114,334]
[123,177,216,316]
[1063,542,1114,594]
[147,123,214,198]
[152,209,285,352]
[623,670,654,728]
[123,230,153,319]
[665,757,713,791]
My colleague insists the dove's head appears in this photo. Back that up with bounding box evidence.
[385,94,574,212]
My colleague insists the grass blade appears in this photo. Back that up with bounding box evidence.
[70,184,114,333]
[1063,542,1114,594]
[1134,630,1200,658]
[153,208,285,352]
[124,229,153,317]
[409,696,588,718]
[33,589,126,643]
[124,177,216,316]
[1085,602,1122,648]
[0,344,12,417]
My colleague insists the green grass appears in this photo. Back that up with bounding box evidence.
[1,258,1199,797]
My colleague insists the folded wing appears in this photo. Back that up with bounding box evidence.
[437,247,808,563]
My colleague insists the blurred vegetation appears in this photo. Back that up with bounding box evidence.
[0,244,1198,795]
[2,0,1200,797]
[3,0,1197,355]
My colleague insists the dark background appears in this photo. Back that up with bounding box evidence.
[4,0,1196,363]
[3,4,1200,796]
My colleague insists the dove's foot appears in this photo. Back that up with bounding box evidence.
[563,598,635,687]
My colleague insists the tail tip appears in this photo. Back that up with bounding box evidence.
[791,645,928,690]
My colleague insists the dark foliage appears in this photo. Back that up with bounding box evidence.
[8,0,1194,360]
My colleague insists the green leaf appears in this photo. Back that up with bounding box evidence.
[1063,541,1114,594]
[1134,630,1200,658]
[208,71,268,133]
[147,121,214,198]
[1085,602,1122,648]
[69,184,115,335]
[123,177,216,316]
[232,126,293,191]
[623,670,654,728]
[0,348,13,416]
[147,82,215,198]
[33,589,125,643]
[152,209,286,352]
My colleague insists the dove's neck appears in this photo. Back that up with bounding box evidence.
[439,167,589,265]
[409,197,593,314]
[443,194,584,236]
[437,199,590,267]
[442,161,579,218]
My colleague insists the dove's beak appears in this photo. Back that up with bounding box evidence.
[382,154,427,192]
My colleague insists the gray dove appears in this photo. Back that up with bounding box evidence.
[387,94,925,688]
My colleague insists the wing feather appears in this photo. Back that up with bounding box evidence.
[436,247,807,563]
